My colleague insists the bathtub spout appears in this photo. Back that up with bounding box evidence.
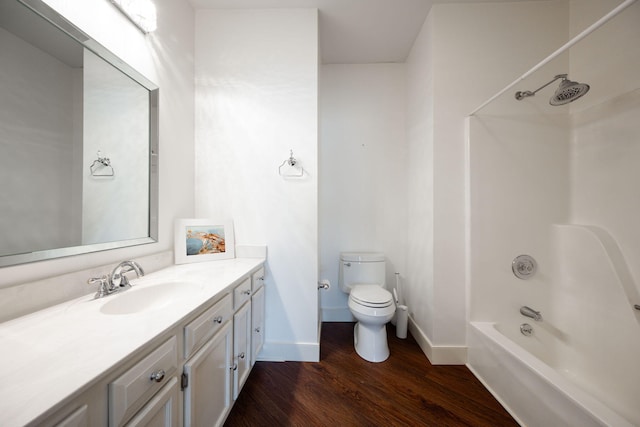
[520,306,543,321]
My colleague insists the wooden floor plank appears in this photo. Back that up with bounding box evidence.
[225,322,518,427]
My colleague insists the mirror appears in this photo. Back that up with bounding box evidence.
[0,0,159,267]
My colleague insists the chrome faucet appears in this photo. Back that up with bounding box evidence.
[111,260,145,288]
[88,260,144,299]
[520,306,542,321]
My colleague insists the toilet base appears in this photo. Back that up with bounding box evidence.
[353,322,389,363]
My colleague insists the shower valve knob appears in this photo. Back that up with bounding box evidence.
[512,255,537,280]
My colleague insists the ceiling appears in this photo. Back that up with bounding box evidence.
[188,0,514,64]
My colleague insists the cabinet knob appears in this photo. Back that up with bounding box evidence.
[213,316,223,324]
[254,327,261,333]
[149,369,165,383]
[230,363,238,371]
[242,289,251,296]
[239,352,245,359]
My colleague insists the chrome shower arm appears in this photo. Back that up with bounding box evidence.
[515,74,567,100]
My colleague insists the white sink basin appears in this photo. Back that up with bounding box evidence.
[100,281,202,315]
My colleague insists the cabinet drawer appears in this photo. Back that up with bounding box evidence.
[184,294,232,358]
[233,278,252,310]
[54,405,88,427]
[251,267,265,292]
[109,337,178,427]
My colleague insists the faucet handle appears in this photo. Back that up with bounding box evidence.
[87,275,105,285]
[88,275,110,298]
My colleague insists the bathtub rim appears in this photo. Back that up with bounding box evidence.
[468,321,634,427]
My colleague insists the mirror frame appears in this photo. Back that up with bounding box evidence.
[0,0,159,267]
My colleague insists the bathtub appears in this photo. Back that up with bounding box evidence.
[467,322,634,427]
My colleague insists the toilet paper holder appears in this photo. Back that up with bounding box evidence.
[317,279,330,290]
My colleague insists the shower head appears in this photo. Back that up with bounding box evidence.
[549,78,590,105]
[514,74,590,106]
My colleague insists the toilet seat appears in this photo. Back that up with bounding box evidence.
[350,285,393,308]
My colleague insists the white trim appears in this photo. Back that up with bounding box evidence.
[408,316,467,365]
[257,340,320,362]
[464,116,472,345]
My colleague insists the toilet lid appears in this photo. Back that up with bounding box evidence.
[350,285,393,308]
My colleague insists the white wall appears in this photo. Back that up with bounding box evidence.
[0,0,195,312]
[194,9,319,361]
[319,63,407,320]
[406,9,436,347]
[407,0,569,363]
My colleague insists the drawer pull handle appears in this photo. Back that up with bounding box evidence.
[239,352,245,359]
[213,316,223,324]
[150,369,165,383]
[242,290,251,296]
[230,363,238,371]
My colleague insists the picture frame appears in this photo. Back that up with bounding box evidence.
[174,219,235,264]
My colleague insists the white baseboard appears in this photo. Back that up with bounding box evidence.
[257,340,320,362]
[408,316,467,365]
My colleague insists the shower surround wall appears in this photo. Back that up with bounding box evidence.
[468,0,640,424]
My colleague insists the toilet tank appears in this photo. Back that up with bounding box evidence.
[339,252,386,293]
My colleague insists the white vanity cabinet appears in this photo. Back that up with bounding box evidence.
[109,337,178,427]
[251,268,265,366]
[3,259,266,427]
[231,277,253,399]
[53,405,89,427]
[232,300,252,399]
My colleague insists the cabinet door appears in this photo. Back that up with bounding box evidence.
[251,286,265,366]
[233,302,252,399]
[183,321,233,427]
[125,377,178,427]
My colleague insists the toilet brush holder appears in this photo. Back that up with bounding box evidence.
[395,305,408,339]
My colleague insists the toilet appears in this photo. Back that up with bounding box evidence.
[339,252,395,362]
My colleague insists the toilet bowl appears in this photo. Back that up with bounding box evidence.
[349,285,395,362]
[339,253,396,362]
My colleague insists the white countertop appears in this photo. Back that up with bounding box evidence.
[0,257,264,427]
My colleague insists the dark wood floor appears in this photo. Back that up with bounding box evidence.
[225,322,518,427]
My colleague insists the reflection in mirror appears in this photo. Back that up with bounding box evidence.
[0,0,158,267]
